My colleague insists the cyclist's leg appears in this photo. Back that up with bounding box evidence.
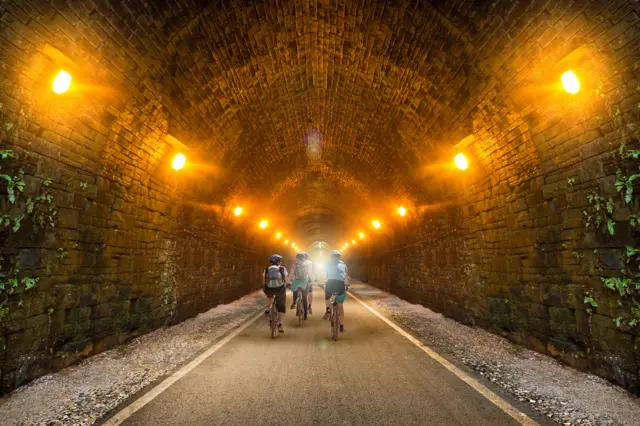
[337,281,346,328]
[263,286,273,314]
[301,286,308,318]
[291,285,298,309]
[323,280,335,319]
[275,287,286,325]
[307,280,313,311]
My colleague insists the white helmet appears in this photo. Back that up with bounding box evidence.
[331,250,341,257]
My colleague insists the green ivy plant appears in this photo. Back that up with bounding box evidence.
[615,168,639,205]
[0,147,58,325]
[56,248,68,260]
[581,76,640,330]
[584,192,615,236]
[584,292,598,313]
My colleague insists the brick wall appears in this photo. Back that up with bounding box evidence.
[347,2,640,393]
[0,1,265,394]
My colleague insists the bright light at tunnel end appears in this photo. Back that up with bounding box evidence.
[172,153,186,170]
[561,70,580,94]
[454,153,468,171]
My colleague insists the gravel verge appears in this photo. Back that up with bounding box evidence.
[348,282,640,426]
[0,292,264,426]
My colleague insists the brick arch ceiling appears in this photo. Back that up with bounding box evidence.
[146,1,510,241]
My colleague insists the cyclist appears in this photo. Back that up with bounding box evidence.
[264,254,288,333]
[289,252,310,319]
[303,252,314,314]
[323,249,348,333]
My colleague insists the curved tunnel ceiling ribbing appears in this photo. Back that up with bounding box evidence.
[138,1,529,243]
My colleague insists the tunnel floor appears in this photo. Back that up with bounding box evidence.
[109,293,526,426]
[1,283,639,426]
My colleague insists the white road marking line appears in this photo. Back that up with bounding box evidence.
[349,292,539,426]
[103,311,264,426]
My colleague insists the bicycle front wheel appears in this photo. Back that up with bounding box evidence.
[271,309,278,338]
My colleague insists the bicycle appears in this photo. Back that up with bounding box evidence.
[268,294,278,339]
[295,287,305,326]
[320,282,348,341]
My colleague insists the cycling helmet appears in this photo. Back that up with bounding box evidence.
[302,252,309,259]
[296,252,305,260]
[331,249,342,257]
[269,254,283,264]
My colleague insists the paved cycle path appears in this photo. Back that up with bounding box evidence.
[111,287,534,426]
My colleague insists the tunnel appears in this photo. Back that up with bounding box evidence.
[0,0,639,399]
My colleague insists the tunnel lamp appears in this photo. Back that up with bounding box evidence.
[372,220,381,229]
[233,206,243,217]
[344,242,349,247]
[398,206,407,217]
[276,232,282,239]
[561,70,580,94]
[52,70,72,94]
[351,239,356,244]
[284,240,289,244]
[359,232,365,239]
[259,220,268,229]
[454,153,468,171]
[291,242,296,247]
[172,153,186,170]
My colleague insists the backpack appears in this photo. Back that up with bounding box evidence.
[293,262,309,281]
[265,265,285,288]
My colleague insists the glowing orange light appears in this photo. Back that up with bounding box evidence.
[52,70,72,94]
[233,206,243,217]
[398,206,406,217]
[372,220,381,229]
[291,242,296,247]
[259,220,268,229]
[284,240,289,244]
[561,70,580,94]
[172,153,186,170]
[359,232,365,239]
[275,232,282,239]
[454,153,468,171]
[351,240,356,244]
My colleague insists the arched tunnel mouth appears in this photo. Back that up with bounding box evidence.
[0,0,639,398]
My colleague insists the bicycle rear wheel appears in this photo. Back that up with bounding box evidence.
[270,306,278,339]
[331,305,339,341]
[296,290,303,327]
